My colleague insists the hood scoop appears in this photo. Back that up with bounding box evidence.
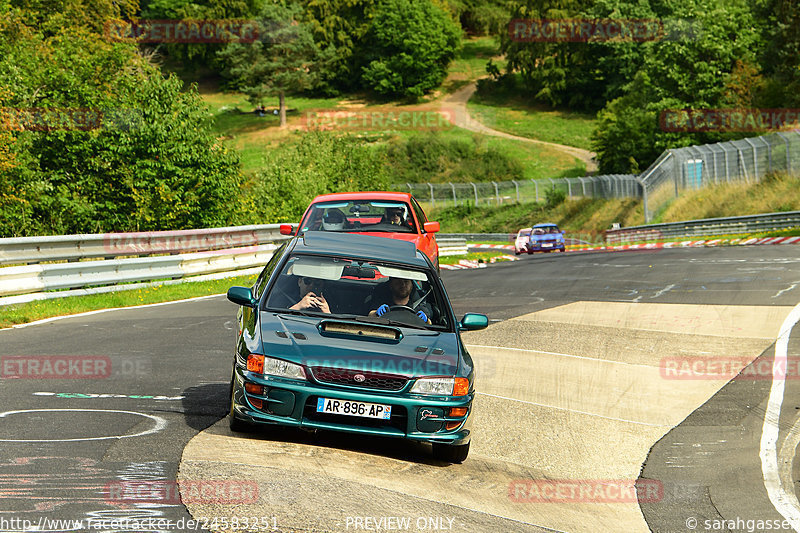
[319,320,401,341]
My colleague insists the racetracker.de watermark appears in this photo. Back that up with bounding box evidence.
[508,479,663,503]
[0,108,142,132]
[660,108,800,132]
[104,480,259,504]
[508,18,701,42]
[304,109,455,131]
[102,229,261,255]
[1,356,112,379]
[660,356,800,380]
[104,19,261,43]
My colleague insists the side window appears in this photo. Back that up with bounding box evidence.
[410,198,427,229]
[253,241,288,299]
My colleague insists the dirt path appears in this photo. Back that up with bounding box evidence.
[442,82,598,173]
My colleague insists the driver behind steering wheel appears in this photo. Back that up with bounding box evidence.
[368,277,432,324]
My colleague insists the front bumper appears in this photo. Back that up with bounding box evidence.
[530,241,564,251]
[231,368,473,446]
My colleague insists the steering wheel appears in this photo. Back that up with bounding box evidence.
[381,305,427,323]
[388,305,417,313]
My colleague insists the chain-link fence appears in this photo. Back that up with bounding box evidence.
[639,130,800,222]
[396,175,639,209]
[394,130,800,222]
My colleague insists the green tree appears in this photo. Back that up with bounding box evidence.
[759,0,800,106]
[300,0,379,93]
[358,0,462,99]
[138,0,264,71]
[217,2,332,127]
[0,6,245,236]
[251,132,391,222]
[588,0,765,173]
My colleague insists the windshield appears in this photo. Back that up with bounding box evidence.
[299,200,417,234]
[264,253,449,330]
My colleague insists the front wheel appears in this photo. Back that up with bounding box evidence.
[432,441,470,463]
[228,375,253,433]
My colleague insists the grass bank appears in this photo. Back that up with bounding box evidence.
[0,274,257,330]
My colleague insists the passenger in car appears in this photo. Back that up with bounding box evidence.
[368,277,432,323]
[271,275,332,313]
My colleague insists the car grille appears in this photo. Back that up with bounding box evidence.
[310,366,408,391]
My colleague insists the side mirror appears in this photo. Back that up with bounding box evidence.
[227,286,257,307]
[423,221,440,234]
[458,313,488,331]
[279,224,295,235]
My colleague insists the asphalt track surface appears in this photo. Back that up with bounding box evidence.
[1,246,800,533]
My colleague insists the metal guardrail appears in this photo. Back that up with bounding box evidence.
[0,226,472,305]
[0,224,286,266]
[439,233,513,242]
[606,210,800,243]
[0,245,279,298]
[436,238,468,257]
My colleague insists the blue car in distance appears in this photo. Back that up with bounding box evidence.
[225,231,489,463]
[528,223,565,253]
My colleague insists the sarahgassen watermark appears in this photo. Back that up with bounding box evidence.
[660,108,800,132]
[508,18,701,42]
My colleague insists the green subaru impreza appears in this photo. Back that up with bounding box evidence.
[226,231,488,463]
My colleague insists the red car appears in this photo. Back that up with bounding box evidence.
[281,192,441,269]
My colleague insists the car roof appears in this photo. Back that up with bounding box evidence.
[518,227,532,233]
[309,191,414,203]
[533,223,558,227]
[291,231,429,268]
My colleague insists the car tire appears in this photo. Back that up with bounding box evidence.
[228,376,253,433]
[527,250,533,255]
[515,250,520,255]
[432,441,470,463]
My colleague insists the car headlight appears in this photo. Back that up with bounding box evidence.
[247,354,306,380]
[410,377,469,396]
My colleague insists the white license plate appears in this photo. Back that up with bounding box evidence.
[316,398,392,420]
[542,243,553,247]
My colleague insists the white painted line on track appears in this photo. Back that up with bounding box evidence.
[465,344,656,369]
[476,391,668,428]
[774,283,800,299]
[760,302,800,531]
[0,409,167,442]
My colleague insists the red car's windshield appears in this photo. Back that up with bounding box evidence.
[299,200,417,234]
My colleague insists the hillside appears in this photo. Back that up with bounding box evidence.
[431,172,800,239]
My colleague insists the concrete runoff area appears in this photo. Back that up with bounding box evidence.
[179,302,789,533]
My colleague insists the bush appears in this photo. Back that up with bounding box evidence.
[250,132,391,223]
[544,187,566,209]
[383,132,524,183]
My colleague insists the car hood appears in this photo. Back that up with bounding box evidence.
[259,312,461,378]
